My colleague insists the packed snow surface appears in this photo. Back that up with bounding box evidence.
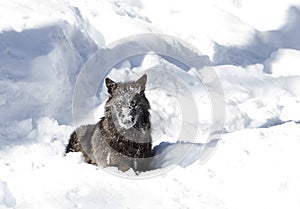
[1,0,300,208]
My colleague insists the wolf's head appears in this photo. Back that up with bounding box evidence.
[105,74,151,132]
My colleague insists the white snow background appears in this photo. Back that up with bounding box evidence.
[1,0,300,208]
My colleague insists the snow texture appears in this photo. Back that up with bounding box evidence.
[1,0,300,208]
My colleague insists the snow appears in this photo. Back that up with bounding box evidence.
[1,0,300,208]
[0,180,16,208]
[264,48,300,76]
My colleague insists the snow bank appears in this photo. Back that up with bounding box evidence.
[0,180,16,208]
[0,21,97,126]
[201,121,300,209]
[264,48,300,76]
[1,120,299,209]
[215,64,300,131]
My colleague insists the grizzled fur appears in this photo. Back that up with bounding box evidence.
[66,74,153,172]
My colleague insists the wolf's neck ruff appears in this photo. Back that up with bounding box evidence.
[104,90,151,143]
[99,110,151,159]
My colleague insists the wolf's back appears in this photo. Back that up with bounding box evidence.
[66,124,98,164]
[66,124,132,171]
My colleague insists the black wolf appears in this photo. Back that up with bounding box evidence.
[66,74,153,172]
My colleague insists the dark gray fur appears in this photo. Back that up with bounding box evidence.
[66,74,153,172]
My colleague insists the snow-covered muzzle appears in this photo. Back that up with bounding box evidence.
[111,87,143,130]
[114,105,137,129]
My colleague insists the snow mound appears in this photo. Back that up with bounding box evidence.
[0,181,16,208]
[215,64,300,131]
[0,21,97,126]
[264,48,300,76]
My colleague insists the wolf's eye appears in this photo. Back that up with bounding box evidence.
[130,100,137,108]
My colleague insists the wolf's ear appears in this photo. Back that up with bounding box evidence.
[136,74,147,91]
[105,77,117,94]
